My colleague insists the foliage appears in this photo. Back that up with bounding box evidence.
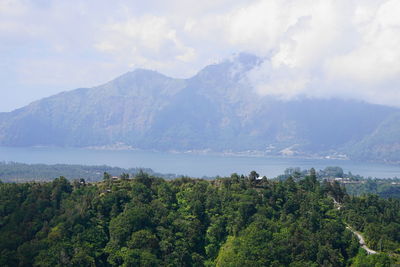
[342,194,400,256]
[277,166,400,199]
[0,171,397,266]
[344,178,400,198]
[0,161,176,182]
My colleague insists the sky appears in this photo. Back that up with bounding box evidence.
[1,0,400,112]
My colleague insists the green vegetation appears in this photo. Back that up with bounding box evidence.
[343,178,400,199]
[3,162,400,200]
[342,194,400,256]
[0,162,177,182]
[278,166,400,199]
[0,171,398,266]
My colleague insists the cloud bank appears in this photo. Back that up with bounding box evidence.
[0,0,400,111]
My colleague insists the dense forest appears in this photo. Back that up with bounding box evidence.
[278,166,400,199]
[0,171,398,266]
[343,179,400,199]
[2,162,400,200]
[342,194,400,254]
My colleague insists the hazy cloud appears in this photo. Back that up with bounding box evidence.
[221,0,400,106]
[95,16,196,72]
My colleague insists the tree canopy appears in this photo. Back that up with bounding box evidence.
[0,171,398,266]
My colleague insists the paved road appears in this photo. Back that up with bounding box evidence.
[346,225,377,255]
[333,198,378,255]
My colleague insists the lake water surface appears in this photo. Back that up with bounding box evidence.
[0,146,399,178]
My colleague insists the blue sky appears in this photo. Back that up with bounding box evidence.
[1,0,400,111]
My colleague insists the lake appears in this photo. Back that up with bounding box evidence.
[0,146,400,178]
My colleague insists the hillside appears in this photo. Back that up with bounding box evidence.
[0,53,398,161]
[348,112,400,162]
[0,172,398,266]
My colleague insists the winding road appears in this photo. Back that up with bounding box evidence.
[345,225,377,255]
[333,198,378,255]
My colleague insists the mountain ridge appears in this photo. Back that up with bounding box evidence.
[0,53,399,162]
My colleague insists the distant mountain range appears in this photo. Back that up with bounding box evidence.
[1,53,399,162]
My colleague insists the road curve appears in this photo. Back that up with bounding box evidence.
[346,225,378,255]
[332,198,378,255]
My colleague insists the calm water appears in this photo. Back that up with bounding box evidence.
[0,146,400,178]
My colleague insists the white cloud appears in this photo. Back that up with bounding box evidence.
[199,0,400,106]
[94,15,196,74]
[328,0,400,84]
[0,0,27,15]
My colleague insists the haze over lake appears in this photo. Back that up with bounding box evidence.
[1,146,399,178]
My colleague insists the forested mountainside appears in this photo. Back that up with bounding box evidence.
[0,53,399,162]
[0,172,398,266]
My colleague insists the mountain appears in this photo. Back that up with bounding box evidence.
[0,53,399,161]
[347,112,400,162]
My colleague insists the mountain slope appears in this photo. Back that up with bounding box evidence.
[0,69,186,147]
[348,112,400,162]
[0,53,398,161]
